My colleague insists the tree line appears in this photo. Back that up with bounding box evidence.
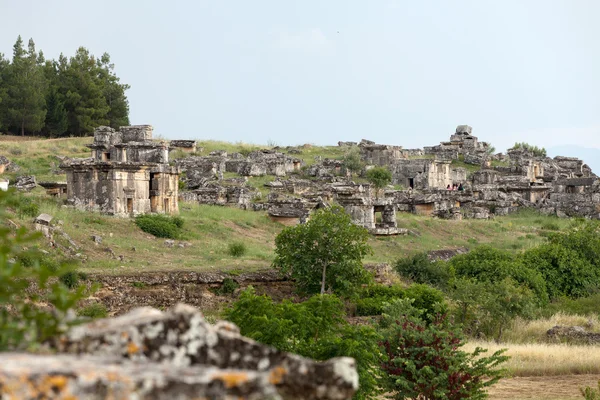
[0,36,129,137]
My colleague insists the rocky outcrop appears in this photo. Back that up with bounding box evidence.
[546,325,600,344]
[46,304,358,399]
[0,353,282,399]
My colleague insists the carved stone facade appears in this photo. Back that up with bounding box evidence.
[61,126,179,217]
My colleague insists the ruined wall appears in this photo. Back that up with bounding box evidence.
[359,142,404,166]
[66,166,152,216]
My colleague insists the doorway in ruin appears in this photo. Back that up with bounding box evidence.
[408,178,414,189]
[102,152,111,161]
[164,198,170,214]
[149,173,158,212]
[127,198,133,214]
[374,205,384,224]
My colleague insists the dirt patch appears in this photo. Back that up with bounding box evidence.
[489,374,600,400]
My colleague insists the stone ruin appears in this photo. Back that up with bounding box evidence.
[169,139,198,153]
[60,125,180,217]
[0,304,358,399]
[7,122,591,235]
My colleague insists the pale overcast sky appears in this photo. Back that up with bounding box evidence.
[1,0,599,153]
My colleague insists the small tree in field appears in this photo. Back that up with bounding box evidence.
[378,299,508,400]
[342,147,364,177]
[273,205,373,295]
[366,167,392,197]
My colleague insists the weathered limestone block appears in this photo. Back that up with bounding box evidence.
[240,162,267,176]
[0,353,281,400]
[15,175,36,191]
[54,304,358,400]
[455,125,473,135]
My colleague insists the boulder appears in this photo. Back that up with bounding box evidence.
[15,175,36,191]
[52,304,358,400]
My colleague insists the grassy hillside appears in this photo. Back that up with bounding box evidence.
[7,188,570,275]
[0,135,573,274]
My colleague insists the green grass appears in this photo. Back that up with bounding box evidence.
[5,187,575,275]
[450,158,481,176]
[0,137,90,182]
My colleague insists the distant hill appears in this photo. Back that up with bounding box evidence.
[547,145,600,176]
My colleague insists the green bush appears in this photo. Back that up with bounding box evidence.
[394,253,453,289]
[227,242,247,258]
[135,214,183,239]
[353,283,446,318]
[78,303,108,319]
[0,189,87,350]
[449,246,548,304]
[59,271,79,289]
[581,380,600,400]
[521,243,597,300]
[219,278,240,295]
[226,288,381,399]
[404,284,447,319]
[354,284,406,316]
[509,142,547,157]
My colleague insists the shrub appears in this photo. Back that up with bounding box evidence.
[404,284,447,320]
[135,214,183,239]
[449,277,538,341]
[8,146,23,155]
[226,288,381,399]
[354,284,406,316]
[378,299,508,400]
[394,252,453,289]
[78,303,108,319]
[0,190,87,350]
[449,246,548,304]
[59,271,79,289]
[521,243,597,300]
[227,242,247,258]
[509,142,547,157]
[366,166,392,193]
[218,278,240,295]
[581,381,600,400]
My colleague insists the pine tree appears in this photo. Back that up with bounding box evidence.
[59,47,109,136]
[98,53,130,128]
[44,88,68,137]
[0,53,9,130]
[5,37,47,136]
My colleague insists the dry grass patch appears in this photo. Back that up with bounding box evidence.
[465,340,600,377]
[503,313,600,344]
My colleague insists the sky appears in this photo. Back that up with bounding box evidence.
[1,0,599,154]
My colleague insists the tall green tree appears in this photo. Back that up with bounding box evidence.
[60,47,109,136]
[0,52,9,130]
[273,205,373,295]
[4,36,47,136]
[44,87,68,137]
[98,52,130,128]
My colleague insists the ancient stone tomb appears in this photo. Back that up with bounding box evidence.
[60,125,179,217]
